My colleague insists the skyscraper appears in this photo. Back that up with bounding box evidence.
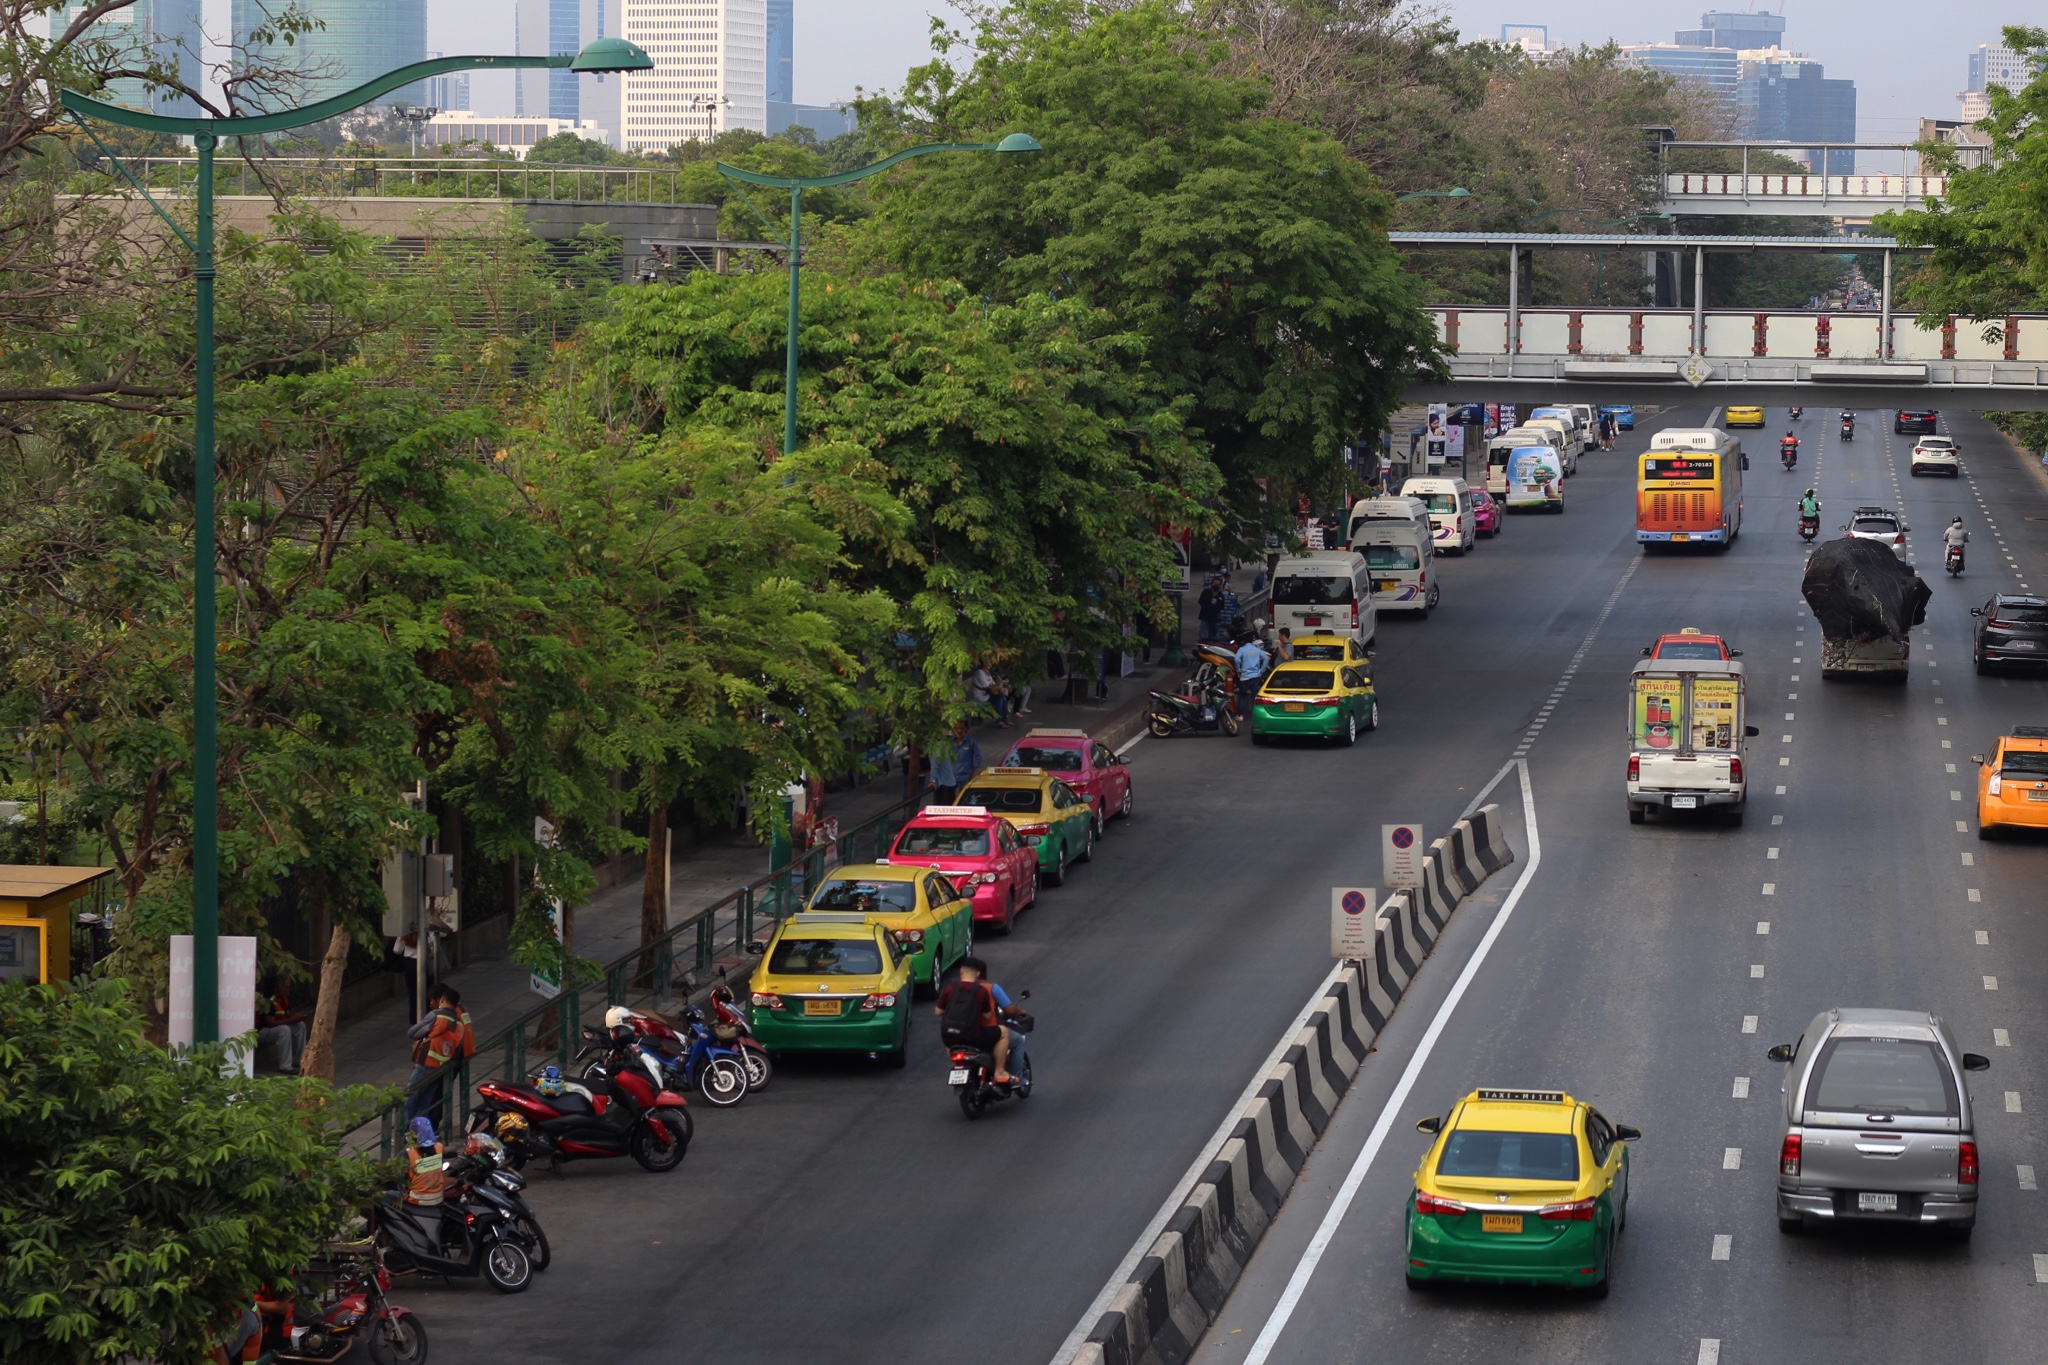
[1966,42,2034,96]
[232,0,428,108]
[619,0,767,152]
[53,0,205,115]
[1676,11,1785,54]
[766,0,791,104]
[1737,50,1856,173]
[515,0,584,119]
[1619,43,1740,95]
[424,53,469,112]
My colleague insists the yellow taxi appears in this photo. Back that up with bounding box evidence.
[804,863,973,997]
[1724,405,1766,428]
[1250,658,1379,746]
[1406,1088,1637,1296]
[1972,726,2048,838]
[1285,630,1371,667]
[744,912,915,1066]
[956,767,1095,886]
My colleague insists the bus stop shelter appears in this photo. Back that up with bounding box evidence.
[0,865,115,986]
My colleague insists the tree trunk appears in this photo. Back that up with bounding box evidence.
[299,924,352,1081]
[640,805,668,946]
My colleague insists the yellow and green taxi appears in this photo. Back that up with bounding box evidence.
[1249,659,1379,745]
[1287,630,1371,667]
[956,767,1095,887]
[803,863,972,997]
[1724,404,1766,428]
[744,912,915,1067]
[1973,726,2048,838]
[1407,1088,1637,1296]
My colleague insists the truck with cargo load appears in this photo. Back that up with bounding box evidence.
[1626,656,1759,825]
[1799,538,1932,681]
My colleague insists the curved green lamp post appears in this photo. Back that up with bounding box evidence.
[60,39,652,1042]
[715,132,1042,461]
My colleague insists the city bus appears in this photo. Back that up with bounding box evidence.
[1637,428,1744,547]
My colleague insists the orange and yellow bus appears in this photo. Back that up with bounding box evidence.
[1637,428,1744,548]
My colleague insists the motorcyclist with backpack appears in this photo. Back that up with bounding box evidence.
[935,956,1024,1084]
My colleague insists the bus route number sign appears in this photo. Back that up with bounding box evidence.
[1645,456,1715,481]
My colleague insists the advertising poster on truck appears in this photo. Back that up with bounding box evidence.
[1633,677,1679,749]
[1690,677,1740,750]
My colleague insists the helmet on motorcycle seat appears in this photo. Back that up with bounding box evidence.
[493,1111,530,1140]
[604,1005,634,1030]
[465,1131,505,1159]
[534,1065,565,1097]
[609,1024,636,1046]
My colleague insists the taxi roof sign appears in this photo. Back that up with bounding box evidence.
[789,912,872,925]
[1476,1089,1566,1103]
[1019,728,1086,738]
[980,766,1044,776]
[919,805,991,817]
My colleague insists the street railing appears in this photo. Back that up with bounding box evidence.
[352,793,922,1157]
[89,157,714,207]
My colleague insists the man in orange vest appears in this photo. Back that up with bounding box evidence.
[404,985,468,1123]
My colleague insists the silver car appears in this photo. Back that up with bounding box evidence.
[1768,1008,1989,1237]
[1843,506,1909,558]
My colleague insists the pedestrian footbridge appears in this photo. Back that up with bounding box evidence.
[1653,142,1978,220]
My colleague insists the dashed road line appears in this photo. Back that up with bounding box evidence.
[1732,1076,1750,1098]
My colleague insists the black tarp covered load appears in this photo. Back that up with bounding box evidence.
[1800,537,1932,642]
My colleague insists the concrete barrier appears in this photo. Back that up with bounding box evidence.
[1074,811,1519,1365]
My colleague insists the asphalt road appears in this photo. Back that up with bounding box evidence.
[1197,408,2048,1364]
[404,412,1713,1363]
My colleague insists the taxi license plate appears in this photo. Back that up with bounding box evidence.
[803,999,843,1016]
[947,1068,970,1085]
[1858,1192,1899,1213]
[1670,795,1698,808]
[2027,790,2048,802]
[1481,1213,1524,1234]
[1376,579,1399,591]
[1284,702,1306,713]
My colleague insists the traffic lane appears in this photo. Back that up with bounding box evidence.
[405,431,1681,1364]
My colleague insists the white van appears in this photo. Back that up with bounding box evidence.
[1523,415,1581,474]
[1354,520,1437,616]
[1531,405,1591,457]
[1503,445,1565,512]
[1488,427,1565,495]
[1399,475,1475,555]
[1569,403,1598,449]
[1267,551,1376,645]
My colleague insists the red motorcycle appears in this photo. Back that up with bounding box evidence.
[269,1247,428,1365]
[708,979,773,1091]
[470,1029,692,1173]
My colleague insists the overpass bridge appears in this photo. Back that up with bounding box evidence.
[1653,141,1980,220]
[1395,232,2048,411]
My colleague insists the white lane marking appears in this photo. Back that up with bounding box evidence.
[1698,1336,1724,1363]
[2035,1254,2048,1284]
[1943,740,1952,749]
[1977,931,1991,945]
[1767,848,1779,859]
[1757,921,1771,935]
[1779,757,1790,766]
[1996,1029,2011,1047]
[1772,814,1784,825]
[1782,734,1793,743]
[1457,757,1519,822]
[1987,977,2000,991]
[1952,791,1963,801]
[1711,1234,1733,1261]
[1787,692,1798,700]
[1947,763,1958,773]
[1723,1148,1742,1170]
[1733,1076,1750,1099]
[1785,712,1796,721]
[2008,1091,2024,1113]
[1234,763,1544,1365]
[1963,852,1974,864]
[1957,821,1969,832]
[1750,964,1765,978]
[1762,884,1776,895]
[1940,717,1949,725]
[1969,888,1982,902]
[1790,675,1800,682]
[2022,1165,2038,1191]
[1775,785,1787,794]
[1742,1015,1758,1034]
[1114,733,1145,757]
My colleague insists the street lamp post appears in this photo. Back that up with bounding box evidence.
[61,37,652,1044]
[689,93,730,146]
[391,103,440,156]
[714,132,1043,462]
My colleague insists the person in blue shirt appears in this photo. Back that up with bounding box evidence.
[1234,634,1270,717]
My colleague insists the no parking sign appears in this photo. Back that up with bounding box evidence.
[1331,886,1378,959]
[1382,823,1423,889]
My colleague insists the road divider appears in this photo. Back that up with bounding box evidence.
[1069,804,1517,1365]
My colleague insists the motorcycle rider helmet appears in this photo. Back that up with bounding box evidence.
[683,1006,706,1025]
[604,1005,634,1030]
[465,1131,505,1159]
[534,1065,565,1097]
[493,1111,530,1142]
[1953,516,1964,525]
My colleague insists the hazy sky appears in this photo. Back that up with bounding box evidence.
[296,0,2024,143]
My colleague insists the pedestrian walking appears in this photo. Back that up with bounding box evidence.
[1234,633,1271,717]
[1197,575,1225,643]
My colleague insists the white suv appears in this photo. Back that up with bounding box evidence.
[1845,505,1910,558]
[1910,436,1960,477]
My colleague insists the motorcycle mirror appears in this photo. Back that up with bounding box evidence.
[744,941,766,956]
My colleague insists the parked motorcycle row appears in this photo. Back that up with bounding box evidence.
[1145,640,1251,739]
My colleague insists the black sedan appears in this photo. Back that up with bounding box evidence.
[1972,594,2048,672]
[1895,409,1940,435]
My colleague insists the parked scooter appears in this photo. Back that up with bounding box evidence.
[588,1007,748,1107]
[445,1133,549,1272]
[371,1183,533,1294]
[1146,677,1240,738]
[267,1247,428,1365]
[709,977,773,1091]
[470,1035,693,1173]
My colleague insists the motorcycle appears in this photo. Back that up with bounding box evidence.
[469,1033,693,1173]
[589,1009,748,1108]
[1840,419,1855,441]
[371,1184,533,1295]
[1799,514,1819,543]
[1947,544,1966,576]
[1790,406,1803,420]
[1780,441,1798,470]
[946,991,1034,1120]
[445,1134,549,1272]
[710,978,774,1091]
[1146,678,1240,738]
[268,1247,427,1365]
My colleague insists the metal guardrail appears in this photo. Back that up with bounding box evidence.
[354,794,923,1157]
[95,157,716,207]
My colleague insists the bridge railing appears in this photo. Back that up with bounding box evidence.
[1429,308,2048,366]
[1662,173,1948,207]
[86,157,712,206]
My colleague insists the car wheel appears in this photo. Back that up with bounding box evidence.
[1975,654,1991,675]
[1628,805,1646,825]
[1044,846,1067,887]
[1093,803,1106,838]
[998,897,1015,935]
[931,952,946,997]
[881,1011,909,1069]
[1948,1221,1975,1242]
[1340,711,1357,746]
[1404,1272,1430,1293]
[1118,783,1133,820]
[1778,1213,1805,1235]
[1586,1237,1612,1300]
[1250,733,1269,746]
[1364,699,1379,732]
[1978,823,1994,841]
[1076,823,1094,864]
[1724,804,1744,828]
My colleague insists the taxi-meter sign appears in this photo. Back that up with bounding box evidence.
[1331,886,1378,959]
[1382,823,1423,889]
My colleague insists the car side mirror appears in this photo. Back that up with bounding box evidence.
[744,941,766,956]
[1971,607,1984,617]
[1744,725,1760,737]
[1963,1052,1990,1071]
[1971,754,1985,765]
[1614,1124,1642,1142]
[1766,1044,1795,1062]
[1415,1115,1442,1135]
[1728,649,1744,658]
[1640,646,1652,656]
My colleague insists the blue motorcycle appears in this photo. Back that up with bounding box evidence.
[583,1005,750,1108]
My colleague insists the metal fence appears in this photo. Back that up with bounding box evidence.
[99,157,713,206]
[353,793,922,1157]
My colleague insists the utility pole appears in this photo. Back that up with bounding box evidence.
[392,103,439,156]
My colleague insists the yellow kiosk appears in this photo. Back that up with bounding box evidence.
[0,865,114,986]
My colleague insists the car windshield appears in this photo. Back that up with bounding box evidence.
[1437,1129,1580,1182]
[895,826,991,856]
[1992,604,2048,624]
[810,879,918,914]
[1853,518,1897,533]
[1273,576,1354,605]
[1807,1038,1957,1116]
[1419,494,1459,514]
[1294,643,1348,660]
[1006,746,1082,771]
[1263,669,1336,693]
[1656,642,1724,659]
[1364,545,1420,570]
[959,786,1041,813]
[768,937,884,976]
[1998,749,2048,776]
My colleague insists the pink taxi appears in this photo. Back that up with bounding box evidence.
[1002,728,1133,831]
[885,805,1040,933]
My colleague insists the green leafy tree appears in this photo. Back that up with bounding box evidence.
[0,978,388,1365]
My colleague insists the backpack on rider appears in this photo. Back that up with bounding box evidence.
[939,980,992,1046]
